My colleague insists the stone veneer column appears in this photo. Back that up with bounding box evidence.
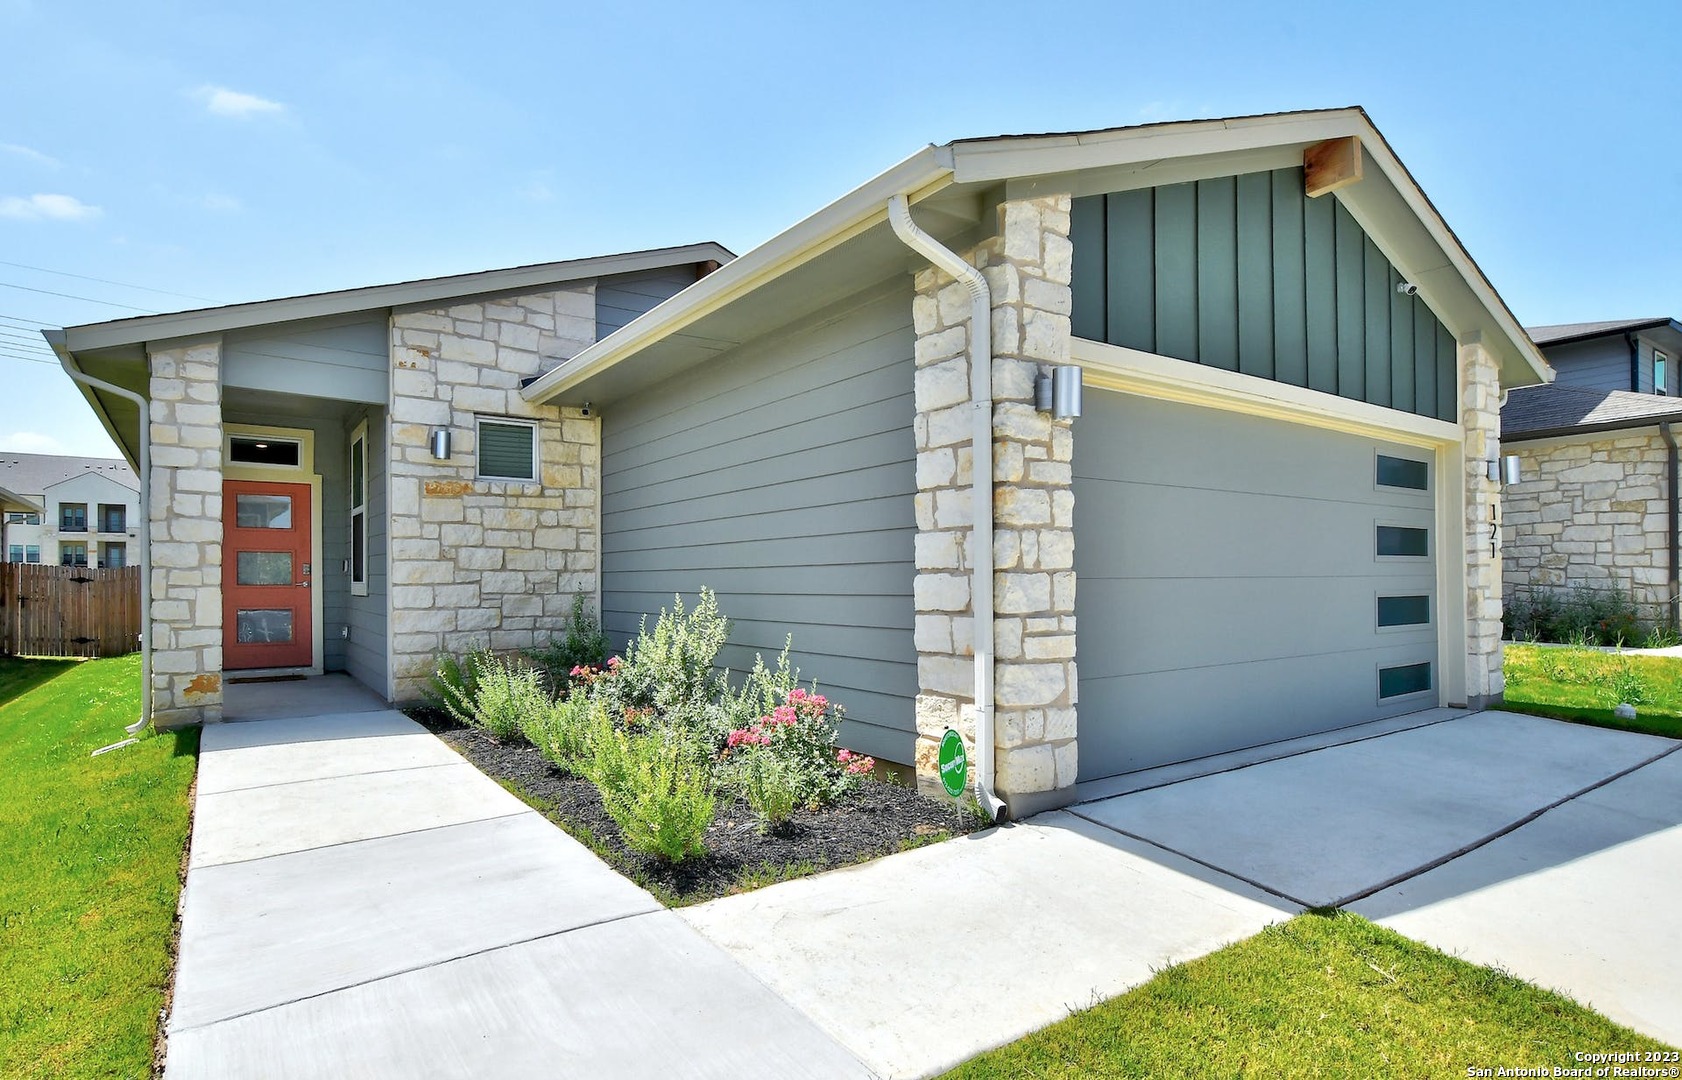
[912,194,1078,814]
[387,287,602,702]
[147,339,224,725]
[1461,337,1504,708]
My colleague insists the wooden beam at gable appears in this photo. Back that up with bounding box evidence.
[1304,136,1364,198]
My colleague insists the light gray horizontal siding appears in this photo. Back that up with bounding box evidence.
[595,267,699,340]
[1072,166,1457,421]
[601,283,917,764]
[344,407,388,697]
[1543,337,1634,392]
[223,313,388,405]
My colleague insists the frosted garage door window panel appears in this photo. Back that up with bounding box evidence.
[236,494,293,529]
[1375,454,1429,491]
[237,609,294,643]
[1376,525,1429,557]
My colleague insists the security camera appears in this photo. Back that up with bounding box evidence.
[1396,282,1420,296]
[580,402,592,417]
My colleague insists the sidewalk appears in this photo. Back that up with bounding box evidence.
[164,701,869,1079]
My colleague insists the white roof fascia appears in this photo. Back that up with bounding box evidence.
[61,243,735,353]
[946,110,1365,184]
[522,146,954,404]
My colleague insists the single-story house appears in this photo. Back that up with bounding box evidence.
[1501,318,1682,629]
[48,107,1549,817]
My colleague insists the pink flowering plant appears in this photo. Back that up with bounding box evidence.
[722,686,874,811]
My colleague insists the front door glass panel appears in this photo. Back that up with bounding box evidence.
[236,609,294,643]
[237,551,293,586]
[236,494,293,529]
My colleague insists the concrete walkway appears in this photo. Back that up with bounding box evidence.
[165,700,869,1079]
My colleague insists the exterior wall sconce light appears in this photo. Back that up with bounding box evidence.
[1483,434,1519,485]
[430,427,452,460]
[1034,365,1084,419]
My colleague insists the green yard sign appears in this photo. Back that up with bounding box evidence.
[938,728,967,798]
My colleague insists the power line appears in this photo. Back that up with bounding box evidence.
[0,280,154,312]
[0,259,219,304]
[0,349,58,366]
[0,327,49,342]
[0,313,54,327]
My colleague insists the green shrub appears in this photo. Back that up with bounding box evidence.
[525,595,611,695]
[1504,584,1644,647]
[424,648,496,726]
[529,692,599,775]
[466,657,551,743]
[730,750,801,832]
[605,589,731,723]
[589,716,716,862]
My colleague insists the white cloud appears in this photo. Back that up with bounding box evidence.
[0,143,60,168]
[0,431,70,454]
[0,193,102,221]
[199,192,243,213]
[195,85,286,119]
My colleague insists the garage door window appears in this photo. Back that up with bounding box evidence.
[1377,595,1431,628]
[1378,661,1432,699]
[1375,454,1429,491]
[1376,525,1429,558]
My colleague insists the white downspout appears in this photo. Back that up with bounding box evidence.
[43,330,152,739]
[887,194,1006,822]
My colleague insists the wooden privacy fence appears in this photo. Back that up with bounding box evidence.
[0,563,142,658]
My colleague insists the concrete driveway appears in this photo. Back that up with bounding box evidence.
[1068,709,1682,1045]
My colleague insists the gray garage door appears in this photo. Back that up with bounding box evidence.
[1074,390,1440,779]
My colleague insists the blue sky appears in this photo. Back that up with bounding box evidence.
[1,0,1676,458]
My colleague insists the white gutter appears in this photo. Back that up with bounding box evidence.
[42,329,152,739]
[886,194,1005,823]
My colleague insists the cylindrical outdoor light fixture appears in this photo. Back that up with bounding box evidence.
[1051,365,1083,419]
[1501,454,1522,486]
[430,427,452,460]
[1034,370,1055,412]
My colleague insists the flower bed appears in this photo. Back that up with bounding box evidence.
[415,589,984,904]
[415,716,978,904]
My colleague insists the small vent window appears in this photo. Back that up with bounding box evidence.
[1378,595,1431,628]
[1376,454,1429,491]
[1376,525,1429,558]
[1379,662,1433,699]
[229,436,302,468]
[478,418,538,482]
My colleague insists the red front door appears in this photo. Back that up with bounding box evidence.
[224,479,313,670]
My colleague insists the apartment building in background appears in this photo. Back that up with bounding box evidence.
[0,452,140,568]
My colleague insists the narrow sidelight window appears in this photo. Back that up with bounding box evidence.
[1657,351,1670,397]
[350,420,368,597]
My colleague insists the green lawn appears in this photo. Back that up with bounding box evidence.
[944,911,1673,1079]
[1504,643,1682,740]
[0,655,199,1080]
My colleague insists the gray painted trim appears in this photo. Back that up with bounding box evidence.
[61,244,735,352]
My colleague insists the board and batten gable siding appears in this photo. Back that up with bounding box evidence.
[596,267,702,340]
[600,283,918,763]
[345,405,389,695]
[222,313,389,405]
[1071,167,1458,421]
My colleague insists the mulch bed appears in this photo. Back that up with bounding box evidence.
[409,710,984,906]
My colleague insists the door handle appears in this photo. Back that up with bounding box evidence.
[296,580,310,587]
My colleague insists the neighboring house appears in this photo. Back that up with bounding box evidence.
[50,108,1548,817]
[0,452,139,567]
[0,484,43,567]
[1501,318,1682,629]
